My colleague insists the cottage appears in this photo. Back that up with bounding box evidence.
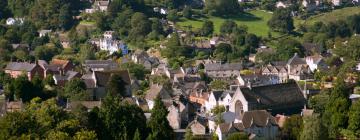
[205,91,234,112]
[38,30,52,37]
[332,0,342,6]
[11,44,30,51]
[276,1,292,8]
[38,59,74,78]
[229,82,306,116]
[99,31,128,55]
[145,84,172,110]
[303,43,323,56]
[53,71,81,86]
[94,0,109,12]
[205,63,243,79]
[167,100,188,129]
[81,70,132,100]
[306,55,328,72]
[131,50,159,69]
[6,18,24,25]
[5,62,44,80]
[83,60,119,72]
[302,0,317,11]
[187,117,208,135]
[237,74,280,87]
[236,110,278,140]
[215,122,242,140]
[66,100,102,112]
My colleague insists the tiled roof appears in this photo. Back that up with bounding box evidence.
[205,63,243,71]
[53,71,80,81]
[287,53,306,66]
[240,110,277,128]
[5,62,37,72]
[145,84,172,101]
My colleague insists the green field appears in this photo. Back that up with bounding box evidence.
[176,10,277,37]
[295,7,360,27]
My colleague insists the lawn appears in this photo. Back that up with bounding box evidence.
[176,10,277,37]
[295,7,360,27]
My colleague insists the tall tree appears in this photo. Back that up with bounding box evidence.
[200,20,214,36]
[205,0,241,16]
[281,115,303,140]
[300,115,328,140]
[347,100,360,137]
[148,96,174,139]
[106,74,127,97]
[268,8,294,33]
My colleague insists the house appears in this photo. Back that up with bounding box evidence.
[302,0,317,11]
[38,59,74,78]
[53,71,81,86]
[59,36,70,48]
[205,91,234,112]
[66,100,102,112]
[205,63,243,79]
[145,84,172,110]
[189,91,209,111]
[167,100,188,129]
[215,122,243,140]
[83,60,119,72]
[4,100,24,113]
[191,40,213,51]
[236,110,278,140]
[276,1,292,8]
[153,7,167,15]
[209,111,236,133]
[210,36,228,46]
[306,55,328,72]
[94,0,109,12]
[81,70,132,100]
[131,50,160,69]
[11,44,30,52]
[38,30,52,37]
[237,74,280,87]
[261,64,288,82]
[99,31,128,55]
[332,0,342,6]
[5,62,44,80]
[6,18,24,25]
[229,82,306,116]
[187,117,208,135]
[355,62,360,71]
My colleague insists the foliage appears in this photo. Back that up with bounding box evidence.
[148,96,174,139]
[300,115,328,140]
[268,8,294,33]
[227,132,248,140]
[121,62,150,80]
[34,44,61,62]
[183,6,192,19]
[211,105,226,115]
[106,74,127,97]
[347,100,360,137]
[210,80,229,90]
[205,0,241,16]
[200,20,214,36]
[63,78,88,100]
[220,20,237,35]
[275,38,303,61]
[281,115,303,140]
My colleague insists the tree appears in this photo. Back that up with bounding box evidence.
[107,74,127,97]
[63,78,88,100]
[167,10,179,22]
[73,130,97,140]
[213,43,232,61]
[185,128,193,140]
[220,20,237,35]
[59,4,73,30]
[200,20,214,36]
[281,115,303,140]
[148,96,174,139]
[347,14,360,34]
[121,62,150,80]
[34,44,61,62]
[227,132,248,140]
[79,44,96,63]
[133,129,141,140]
[276,38,303,60]
[129,12,151,42]
[210,80,229,90]
[183,6,192,19]
[268,8,294,33]
[300,115,328,140]
[205,0,241,16]
[347,100,360,137]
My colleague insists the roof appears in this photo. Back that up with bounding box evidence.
[11,44,29,50]
[303,43,322,55]
[51,59,70,68]
[237,82,306,112]
[145,84,172,101]
[212,91,224,101]
[53,71,80,81]
[287,53,306,66]
[205,63,243,71]
[81,73,96,88]
[5,62,37,72]
[84,60,118,70]
[67,101,101,110]
[94,70,131,86]
[240,110,277,128]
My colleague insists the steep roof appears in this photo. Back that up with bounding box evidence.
[287,53,306,66]
[5,62,37,72]
[205,63,243,71]
[240,110,277,128]
[94,70,131,87]
[239,82,306,110]
[145,84,172,101]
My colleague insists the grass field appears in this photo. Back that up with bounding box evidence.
[176,10,278,37]
[295,7,360,27]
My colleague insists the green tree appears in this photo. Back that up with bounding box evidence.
[347,100,360,137]
[220,20,237,35]
[200,20,214,36]
[227,132,248,140]
[167,9,179,22]
[300,115,328,140]
[275,38,303,60]
[63,78,88,100]
[121,62,150,80]
[133,128,141,140]
[281,115,303,140]
[73,130,97,140]
[129,12,151,42]
[205,0,241,15]
[79,44,96,63]
[210,80,229,90]
[148,96,174,139]
[183,6,192,19]
[268,8,294,33]
[59,4,73,30]
[34,44,61,62]
[106,74,127,97]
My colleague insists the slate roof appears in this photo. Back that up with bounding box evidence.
[5,62,37,72]
[94,70,131,86]
[53,71,80,81]
[287,53,306,66]
[205,63,243,71]
[237,82,306,112]
[67,101,101,110]
[240,110,277,128]
[84,60,118,70]
[145,84,172,101]
[212,91,224,101]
